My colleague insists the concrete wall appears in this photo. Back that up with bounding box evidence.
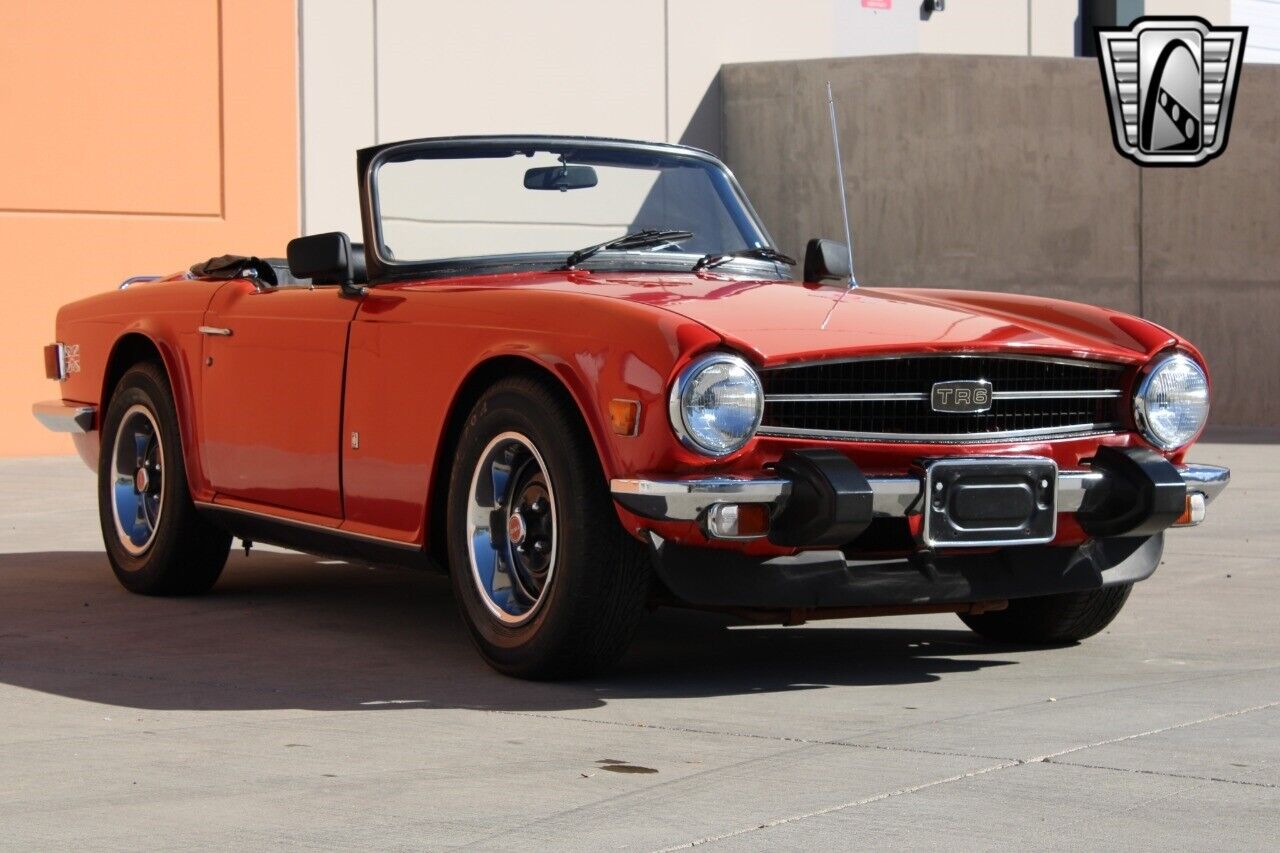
[1,0,299,456]
[722,54,1279,428]
[299,0,1079,239]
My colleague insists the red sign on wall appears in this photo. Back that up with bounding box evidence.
[862,0,892,8]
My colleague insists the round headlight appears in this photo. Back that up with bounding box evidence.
[669,353,764,456]
[1134,353,1209,451]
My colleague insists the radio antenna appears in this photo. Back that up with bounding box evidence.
[826,81,858,288]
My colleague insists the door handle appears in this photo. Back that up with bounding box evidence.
[198,326,233,337]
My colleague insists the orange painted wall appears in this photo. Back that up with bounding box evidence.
[0,0,299,456]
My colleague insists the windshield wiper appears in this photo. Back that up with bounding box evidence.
[692,246,797,272]
[562,229,693,269]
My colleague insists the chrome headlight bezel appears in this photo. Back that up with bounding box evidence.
[668,352,764,457]
[1133,352,1210,451]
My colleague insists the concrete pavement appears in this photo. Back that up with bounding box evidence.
[0,442,1276,850]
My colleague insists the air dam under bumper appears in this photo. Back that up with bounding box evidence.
[611,448,1229,609]
[645,531,1165,609]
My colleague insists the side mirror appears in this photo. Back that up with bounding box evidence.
[287,232,364,296]
[523,164,598,191]
[803,238,852,284]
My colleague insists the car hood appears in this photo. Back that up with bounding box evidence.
[560,272,1179,365]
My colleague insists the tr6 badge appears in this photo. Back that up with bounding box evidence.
[931,380,992,414]
[1096,17,1246,167]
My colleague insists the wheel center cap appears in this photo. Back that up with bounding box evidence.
[507,511,527,546]
[134,467,150,493]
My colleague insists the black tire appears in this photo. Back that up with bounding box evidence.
[446,376,652,679]
[959,584,1133,644]
[98,362,231,595]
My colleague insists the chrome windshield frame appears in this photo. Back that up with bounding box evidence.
[356,135,776,283]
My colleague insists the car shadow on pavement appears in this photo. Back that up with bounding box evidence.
[0,550,1031,714]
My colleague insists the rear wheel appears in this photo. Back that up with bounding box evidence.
[959,584,1133,644]
[98,362,231,595]
[446,376,651,679]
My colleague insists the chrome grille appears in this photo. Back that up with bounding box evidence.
[758,355,1128,442]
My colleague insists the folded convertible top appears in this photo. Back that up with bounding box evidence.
[189,255,304,286]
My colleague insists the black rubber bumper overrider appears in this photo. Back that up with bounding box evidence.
[768,449,874,547]
[1079,446,1187,538]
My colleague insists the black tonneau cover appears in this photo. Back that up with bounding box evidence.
[189,255,307,287]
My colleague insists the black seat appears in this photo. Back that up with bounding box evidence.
[350,243,368,283]
[277,241,368,286]
[192,248,367,288]
[264,259,309,287]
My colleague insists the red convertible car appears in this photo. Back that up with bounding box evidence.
[35,136,1228,678]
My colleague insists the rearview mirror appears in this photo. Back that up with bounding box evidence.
[288,232,362,295]
[523,164,598,191]
[804,238,852,284]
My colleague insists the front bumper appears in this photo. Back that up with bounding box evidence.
[612,454,1229,534]
[612,448,1229,610]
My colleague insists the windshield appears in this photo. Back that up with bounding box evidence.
[369,140,772,274]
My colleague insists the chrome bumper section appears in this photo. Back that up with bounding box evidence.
[32,400,97,434]
[611,462,1230,523]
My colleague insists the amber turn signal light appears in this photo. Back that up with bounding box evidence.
[1174,492,1207,527]
[608,399,641,436]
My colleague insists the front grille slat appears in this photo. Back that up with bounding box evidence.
[758,355,1127,443]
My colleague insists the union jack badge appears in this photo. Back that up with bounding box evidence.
[1096,17,1247,167]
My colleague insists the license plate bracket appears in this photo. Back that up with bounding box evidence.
[923,457,1058,548]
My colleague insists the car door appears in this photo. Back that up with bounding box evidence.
[200,279,360,519]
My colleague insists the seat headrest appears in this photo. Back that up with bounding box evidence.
[350,243,368,283]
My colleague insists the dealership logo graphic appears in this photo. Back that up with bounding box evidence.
[1096,17,1246,166]
[931,380,992,414]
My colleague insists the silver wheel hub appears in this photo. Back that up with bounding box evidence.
[465,432,557,626]
[111,403,165,556]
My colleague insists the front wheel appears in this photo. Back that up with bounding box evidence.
[959,584,1133,644]
[98,362,231,595]
[446,376,651,679]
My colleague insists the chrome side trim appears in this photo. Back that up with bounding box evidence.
[198,326,233,337]
[866,477,922,516]
[992,389,1124,400]
[767,392,927,402]
[611,475,914,521]
[765,389,1123,403]
[119,275,161,290]
[760,352,1131,372]
[1055,470,1106,512]
[32,400,96,433]
[611,477,791,522]
[1177,463,1231,503]
[192,501,421,550]
[758,422,1117,443]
